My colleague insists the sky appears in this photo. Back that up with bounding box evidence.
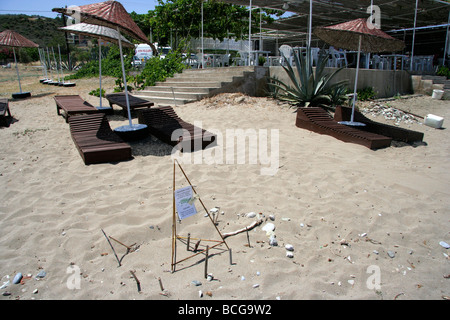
[0,0,159,18]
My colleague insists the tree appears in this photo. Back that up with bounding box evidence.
[131,0,282,49]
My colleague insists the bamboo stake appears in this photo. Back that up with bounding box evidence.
[175,160,229,250]
[171,161,176,273]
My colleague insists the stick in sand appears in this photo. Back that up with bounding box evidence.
[101,229,122,267]
[158,277,164,291]
[222,219,264,239]
[204,245,209,279]
[130,270,141,293]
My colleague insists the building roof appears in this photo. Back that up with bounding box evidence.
[220,0,450,33]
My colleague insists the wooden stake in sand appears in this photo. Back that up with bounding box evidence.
[158,277,164,291]
[171,160,229,273]
[222,218,264,238]
[101,229,122,267]
[204,245,209,279]
[129,270,141,293]
[101,229,138,267]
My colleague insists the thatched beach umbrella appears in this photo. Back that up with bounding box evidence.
[315,18,405,126]
[0,30,39,99]
[53,1,155,139]
[59,23,133,112]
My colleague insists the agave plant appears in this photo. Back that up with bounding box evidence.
[269,46,347,108]
[328,82,350,111]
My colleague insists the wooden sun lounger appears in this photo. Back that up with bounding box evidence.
[0,98,12,127]
[106,93,154,117]
[295,107,392,150]
[138,106,216,152]
[68,113,132,165]
[333,106,424,143]
[54,95,98,123]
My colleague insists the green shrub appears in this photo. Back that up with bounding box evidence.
[66,46,132,80]
[436,65,450,79]
[88,88,105,97]
[357,86,376,101]
[134,51,186,89]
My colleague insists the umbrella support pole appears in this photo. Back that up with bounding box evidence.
[99,41,102,109]
[11,47,31,99]
[113,26,148,141]
[117,26,133,127]
[339,35,365,127]
[13,48,22,94]
[95,40,110,112]
[351,35,361,123]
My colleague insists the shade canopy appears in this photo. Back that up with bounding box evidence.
[314,18,405,53]
[53,1,155,52]
[0,29,39,48]
[219,0,450,32]
[59,23,133,48]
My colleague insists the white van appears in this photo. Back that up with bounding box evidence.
[132,44,153,66]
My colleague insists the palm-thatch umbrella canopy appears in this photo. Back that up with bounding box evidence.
[60,23,133,112]
[314,18,405,53]
[315,18,405,126]
[0,30,39,99]
[53,1,153,140]
[60,23,133,47]
[53,1,154,50]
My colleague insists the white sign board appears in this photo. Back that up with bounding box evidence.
[174,186,197,220]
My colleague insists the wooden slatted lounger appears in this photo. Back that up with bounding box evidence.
[295,107,392,150]
[0,98,12,127]
[333,105,424,143]
[138,106,216,152]
[106,93,154,117]
[68,113,132,165]
[54,95,98,123]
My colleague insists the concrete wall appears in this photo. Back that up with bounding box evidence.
[268,66,413,99]
[210,66,270,97]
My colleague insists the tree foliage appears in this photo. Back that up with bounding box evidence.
[131,0,283,49]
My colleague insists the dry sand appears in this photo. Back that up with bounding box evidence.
[0,64,449,301]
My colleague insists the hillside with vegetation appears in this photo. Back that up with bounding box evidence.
[0,14,67,63]
[0,14,66,48]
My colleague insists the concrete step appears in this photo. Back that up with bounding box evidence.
[155,81,224,88]
[181,66,254,75]
[140,66,258,105]
[132,94,193,105]
[136,90,205,100]
[163,75,238,82]
[144,86,212,93]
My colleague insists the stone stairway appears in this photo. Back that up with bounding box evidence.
[415,75,450,99]
[133,66,259,105]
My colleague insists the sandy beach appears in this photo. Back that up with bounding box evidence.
[0,64,449,301]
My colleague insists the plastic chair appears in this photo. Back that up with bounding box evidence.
[329,47,348,68]
[279,45,294,66]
